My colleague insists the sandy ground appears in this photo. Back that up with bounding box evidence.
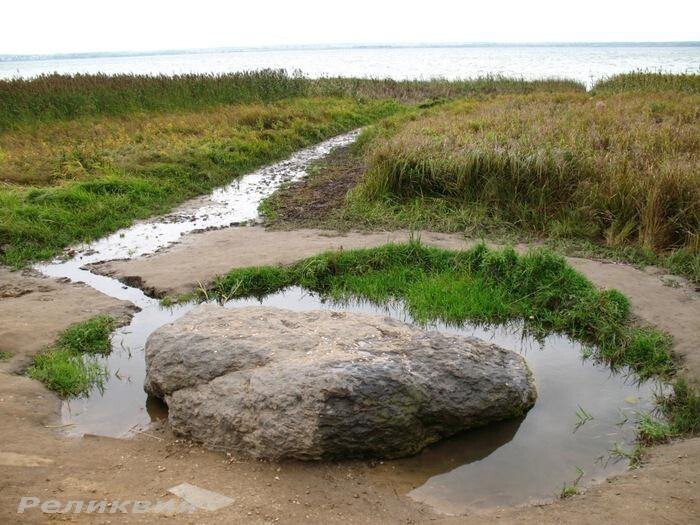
[1,229,699,523]
[0,267,137,371]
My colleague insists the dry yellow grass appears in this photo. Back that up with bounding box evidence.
[359,92,699,253]
[0,99,360,186]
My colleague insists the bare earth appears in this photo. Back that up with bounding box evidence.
[1,228,699,523]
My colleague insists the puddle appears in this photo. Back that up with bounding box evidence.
[34,130,658,514]
[60,287,655,512]
[230,290,656,512]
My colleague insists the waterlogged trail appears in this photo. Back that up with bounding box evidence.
[32,130,657,513]
[34,131,361,433]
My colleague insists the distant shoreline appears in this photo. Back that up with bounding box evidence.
[2,41,699,63]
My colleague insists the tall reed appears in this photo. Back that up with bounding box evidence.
[594,71,700,94]
[0,71,585,131]
[357,90,699,253]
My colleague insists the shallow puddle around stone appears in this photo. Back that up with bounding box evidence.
[62,287,655,514]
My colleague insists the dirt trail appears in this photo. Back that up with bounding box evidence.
[1,228,699,523]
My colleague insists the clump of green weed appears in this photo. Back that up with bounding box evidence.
[55,315,116,355]
[559,467,585,499]
[27,316,116,397]
[659,379,700,436]
[28,349,107,397]
[559,485,579,499]
[629,379,700,456]
[610,442,646,468]
[0,350,12,361]
[636,413,673,445]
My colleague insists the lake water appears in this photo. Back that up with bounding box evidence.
[2,44,699,87]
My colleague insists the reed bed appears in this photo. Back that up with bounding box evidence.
[310,75,584,102]
[0,71,584,131]
[355,88,699,255]
[594,71,700,94]
[0,70,307,131]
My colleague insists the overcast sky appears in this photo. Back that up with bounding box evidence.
[3,0,699,55]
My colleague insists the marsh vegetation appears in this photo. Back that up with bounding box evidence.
[263,73,700,281]
[0,71,583,267]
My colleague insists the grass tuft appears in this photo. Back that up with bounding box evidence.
[610,442,646,468]
[559,485,580,499]
[27,316,116,397]
[559,466,585,499]
[28,349,107,398]
[636,413,673,445]
[659,379,700,436]
[633,379,700,447]
[55,315,116,355]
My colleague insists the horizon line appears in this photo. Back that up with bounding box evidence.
[2,40,699,62]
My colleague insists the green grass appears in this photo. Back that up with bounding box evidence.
[609,442,646,469]
[544,239,700,284]
[0,97,402,267]
[0,350,12,361]
[281,189,698,282]
[559,485,580,499]
[636,413,673,445]
[631,378,700,452]
[55,315,116,354]
[28,349,108,398]
[197,242,674,380]
[27,316,116,397]
[559,466,585,499]
[659,379,700,435]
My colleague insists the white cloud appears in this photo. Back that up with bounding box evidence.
[2,0,698,55]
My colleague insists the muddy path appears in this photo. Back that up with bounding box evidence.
[1,132,699,523]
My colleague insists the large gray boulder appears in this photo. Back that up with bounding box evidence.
[145,304,536,460]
